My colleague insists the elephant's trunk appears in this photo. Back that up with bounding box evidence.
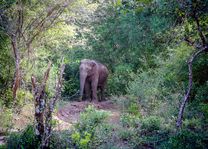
[79,72,87,100]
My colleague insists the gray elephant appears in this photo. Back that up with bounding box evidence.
[79,59,109,101]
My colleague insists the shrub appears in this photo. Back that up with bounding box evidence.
[0,106,12,134]
[50,131,73,149]
[117,127,137,142]
[107,64,135,95]
[0,89,13,108]
[195,81,208,102]
[114,95,141,115]
[62,62,79,99]
[16,89,33,107]
[183,118,201,130]
[7,125,40,149]
[71,106,109,149]
[7,126,74,149]
[199,103,208,121]
[92,123,114,148]
[120,113,140,128]
[0,144,6,149]
[164,129,207,149]
[140,116,163,132]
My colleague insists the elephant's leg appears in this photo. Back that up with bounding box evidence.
[100,84,106,101]
[91,78,98,101]
[100,87,104,101]
[84,81,91,101]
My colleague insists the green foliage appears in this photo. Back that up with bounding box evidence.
[0,89,13,108]
[0,88,33,108]
[16,89,33,107]
[76,105,109,133]
[140,116,163,132]
[0,144,6,149]
[107,64,135,95]
[120,113,140,128]
[115,96,140,113]
[1,0,208,148]
[183,118,201,130]
[199,103,208,121]
[195,79,208,103]
[0,105,12,134]
[7,125,40,149]
[117,127,137,142]
[91,123,114,148]
[71,131,91,149]
[71,106,109,149]
[62,62,80,98]
[0,44,14,92]
[49,131,73,149]
[163,129,208,149]
[127,42,194,115]
[7,127,73,149]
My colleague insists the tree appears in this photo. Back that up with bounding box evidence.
[176,0,208,128]
[31,61,65,148]
[0,0,72,99]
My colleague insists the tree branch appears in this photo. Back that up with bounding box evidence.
[192,6,207,45]
[42,58,65,148]
[176,45,208,128]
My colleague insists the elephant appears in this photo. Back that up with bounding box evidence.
[79,59,109,101]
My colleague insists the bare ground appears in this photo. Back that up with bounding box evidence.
[56,100,121,128]
[0,100,121,145]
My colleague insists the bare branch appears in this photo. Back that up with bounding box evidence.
[176,46,208,128]
[192,5,207,45]
[31,75,36,91]
[41,61,52,90]
[42,59,65,148]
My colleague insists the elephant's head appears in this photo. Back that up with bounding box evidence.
[79,59,96,99]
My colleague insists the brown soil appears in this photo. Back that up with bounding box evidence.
[0,100,121,145]
[57,100,121,125]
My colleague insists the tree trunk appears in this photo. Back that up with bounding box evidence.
[176,46,207,128]
[43,63,65,148]
[31,62,51,141]
[11,35,21,100]
[31,61,65,148]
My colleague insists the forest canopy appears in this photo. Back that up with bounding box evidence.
[0,0,208,148]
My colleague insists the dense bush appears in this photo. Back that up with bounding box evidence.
[71,106,109,149]
[49,131,73,149]
[7,125,40,149]
[62,62,80,99]
[107,64,135,95]
[0,89,13,108]
[0,104,12,134]
[6,125,74,149]
[162,129,208,149]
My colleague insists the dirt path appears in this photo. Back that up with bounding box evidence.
[56,100,121,129]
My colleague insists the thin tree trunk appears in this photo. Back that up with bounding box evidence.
[43,63,65,148]
[11,35,21,100]
[31,61,65,148]
[176,46,207,128]
[31,62,51,141]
